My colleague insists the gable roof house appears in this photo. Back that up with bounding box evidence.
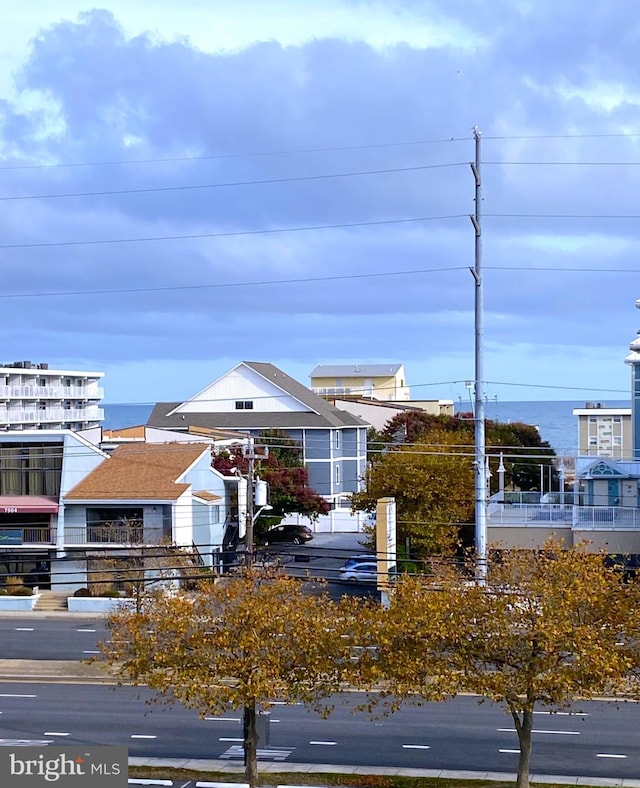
[147,361,370,507]
[58,441,234,590]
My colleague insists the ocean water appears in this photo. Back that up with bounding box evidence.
[459,399,631,456]
[102,403,153,431]
[102,400,632,457]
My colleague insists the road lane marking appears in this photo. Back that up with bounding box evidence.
[15,627,34,631]
[402,744,430,749]
[533,711,589,716]
[76,628,96,632]
[204,717,241,722]
[498,728,580,735]
[0,693,36,698]
[44,732,70,736]
[128,780,173,785]
[310,741,336,745]
[219,737,243,742]
[597,754,627,759]
[130,735,157,739]
[82,650,100,654]
[499,749,520,754]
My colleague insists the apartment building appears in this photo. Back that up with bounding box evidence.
[573,403,632,458]
[0,361,104,431]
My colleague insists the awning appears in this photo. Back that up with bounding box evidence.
[0,496,59,514]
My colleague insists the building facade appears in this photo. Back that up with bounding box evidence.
[572,403,632,458]
[310,364,410,401]
[148,361,369,505]
[0,361,104,431]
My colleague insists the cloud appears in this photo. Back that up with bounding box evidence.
[0,3,638,404]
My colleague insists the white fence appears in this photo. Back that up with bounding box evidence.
[489,503,640,530]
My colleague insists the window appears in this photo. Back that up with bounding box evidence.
[589,416,597,423]
[614,436,622,446]
[335,465,341,485]
[335,378,343,387]
[234,400,254,410]
[38,378,46,387]
[589,437,598,445]
[0,442,62,496]
[614,416,621,423]
[335,431,340,450]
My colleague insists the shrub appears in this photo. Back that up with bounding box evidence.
[73,587,91,597]
[5,576,24,591]
[10,586,33,596]
[99,590,122,598]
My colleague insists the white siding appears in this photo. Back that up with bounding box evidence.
[172,365,309,414]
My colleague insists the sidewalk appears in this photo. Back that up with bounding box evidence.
[128,756,640,787]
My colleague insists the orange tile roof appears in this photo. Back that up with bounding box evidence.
[65,442,211,501]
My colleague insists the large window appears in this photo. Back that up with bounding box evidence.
[0,443,62,495]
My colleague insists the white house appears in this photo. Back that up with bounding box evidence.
[147,361,370,507]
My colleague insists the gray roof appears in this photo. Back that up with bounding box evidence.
[148,361,369,432]
[148,406,366,431]
[310,363,403,378]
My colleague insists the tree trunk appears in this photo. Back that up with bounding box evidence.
[513,707,533,788]
[243,702,259,788]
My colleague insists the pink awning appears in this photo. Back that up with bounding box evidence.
[0,496,59,514]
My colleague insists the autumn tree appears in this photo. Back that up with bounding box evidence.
[377,541,640,788]
[99,570,377,787]
[370,411,557,493]
[351,427,475,555]
[212,430,329,524]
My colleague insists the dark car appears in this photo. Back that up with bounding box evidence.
[259,524,313,545]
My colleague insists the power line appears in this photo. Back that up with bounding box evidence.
[0,264,466,299]
[0,162,465,203]
[0,213,465,251]
[0,135,472,172]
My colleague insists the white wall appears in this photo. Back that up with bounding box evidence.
[173,365,308,414]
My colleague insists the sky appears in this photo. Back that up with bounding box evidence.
[1,1,639,405]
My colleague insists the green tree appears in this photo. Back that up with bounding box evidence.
[99,571,377,787]
[371,411,557,494]
[352,427,475,555]
[212,430,329,523]
[377,541,640,788]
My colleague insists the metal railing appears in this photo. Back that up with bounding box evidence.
[0,407,104,423]
[488,502,640,530]
[0,385,104,399]
[63,525,166,545]
[0,527,55,545]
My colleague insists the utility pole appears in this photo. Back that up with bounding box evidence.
[242,441,269,567]
[469,126,487,582]
[243,441,257,567]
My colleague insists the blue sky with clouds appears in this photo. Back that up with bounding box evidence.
[1,0,639,404]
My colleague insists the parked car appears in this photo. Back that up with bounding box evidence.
[259,524,313,545]
[343,554,376,569]
[339,561,378,583]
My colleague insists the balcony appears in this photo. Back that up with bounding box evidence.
[0,407,105,424]
[0,385,104,400]
[0,527,55,546]
[64,525,164,545]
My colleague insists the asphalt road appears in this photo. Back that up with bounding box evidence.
[0,680,639,780]
[0,618,108,659]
